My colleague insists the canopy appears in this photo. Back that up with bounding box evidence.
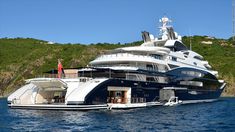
[26,78,67,91]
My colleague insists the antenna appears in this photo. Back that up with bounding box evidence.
[190,36,192,50]
[233,0,235,41]
[189,28,192,50]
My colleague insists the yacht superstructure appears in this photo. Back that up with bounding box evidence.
[8,16,226,110]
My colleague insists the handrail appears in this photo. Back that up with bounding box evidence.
[107,97,147,104]
[107,97,130,104]
[35,73,78,79]
[97,53,162,61]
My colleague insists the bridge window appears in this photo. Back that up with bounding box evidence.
[194,56,204,61]
[168,64,179,69]
[174,41,188,51]
[172,57,177,61]
[150,54,163,60]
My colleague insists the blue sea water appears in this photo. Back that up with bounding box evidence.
[0,98,235,132]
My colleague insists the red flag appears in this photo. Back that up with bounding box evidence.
[58,59,63,78]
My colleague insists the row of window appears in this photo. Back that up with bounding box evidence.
[180,81,203,87]
[181,71,204,77]
[150,54,163,60]
[170,56,198,66]
[125,73,168,83]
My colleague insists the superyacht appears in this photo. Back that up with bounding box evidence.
[8,16,226,110]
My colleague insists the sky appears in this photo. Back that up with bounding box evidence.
[0,0,232,44]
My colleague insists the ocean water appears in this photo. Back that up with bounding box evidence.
[0,98,235,132]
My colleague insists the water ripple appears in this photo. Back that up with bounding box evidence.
[1,98,235,131]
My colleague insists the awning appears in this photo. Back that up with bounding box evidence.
[26,78,67,91]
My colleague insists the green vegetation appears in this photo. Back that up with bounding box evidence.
[0,36,234,96]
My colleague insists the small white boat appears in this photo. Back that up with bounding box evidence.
[164,96,182,106]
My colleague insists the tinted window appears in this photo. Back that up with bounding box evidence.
[172,57,177,61]
[168,64,179,69]
[194,56,203,61]
[174,41,188,51]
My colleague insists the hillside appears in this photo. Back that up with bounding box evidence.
[0,37,234,96]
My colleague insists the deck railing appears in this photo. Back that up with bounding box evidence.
[35,73,78,79]
[97,53,159,61]
[107,97,147,104]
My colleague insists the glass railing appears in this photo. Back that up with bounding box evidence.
[107,97,147,104]
[34,73,78,79]
[96,53,163,61]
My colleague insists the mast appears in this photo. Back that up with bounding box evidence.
[190,35,192,50]
[233,0,235,41]
[189,28,192,50]
[159,16,172,37]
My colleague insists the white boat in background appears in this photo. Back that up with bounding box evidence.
[163,96,182,106]
[8,16,226,110]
